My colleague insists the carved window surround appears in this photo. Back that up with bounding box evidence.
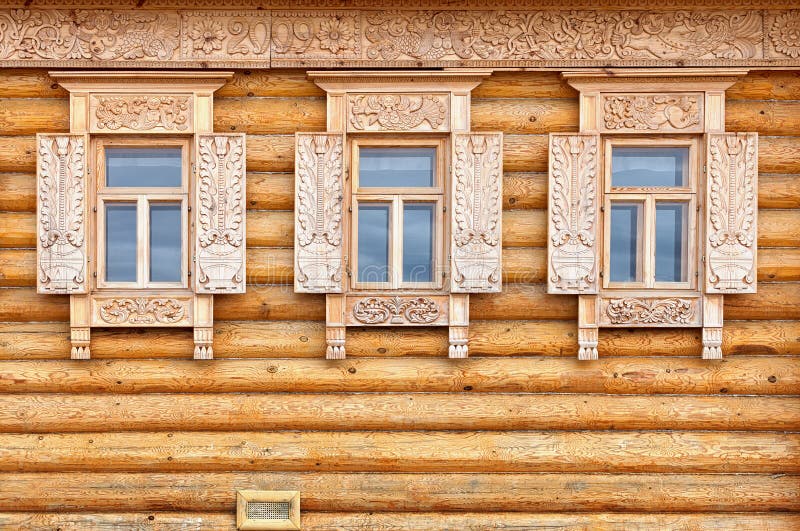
[40,71,246,360]
[548,68,757,360]
[295,70,503,359]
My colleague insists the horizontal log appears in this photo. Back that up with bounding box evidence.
[0,512,232,530]
[0,98,68,135]
[0,472,796,513]
[727,100,800,136]
[759,136,800,174]
[0,288,69,322]
[215,97,326,134]
[1,356,797,395]
[472,71,577,99]
[0,173,34,211]
[0,69,68,98]
[726,70,800,100]
[472,98,578,134]
[760,174,800,209]
[724,282,800,320]
[0,136,35,173]
[216,69,325,98]
[0,393,795,433]
[247,172,293,210]
[0,430,796,473]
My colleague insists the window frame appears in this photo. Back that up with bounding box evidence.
[348,135,447,292]
[601,135,700,292]
[94,136,192,291]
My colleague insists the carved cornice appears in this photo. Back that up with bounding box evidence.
[0,9,798,67]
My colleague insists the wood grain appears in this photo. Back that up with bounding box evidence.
[216,70,324,98]
[0,98,68,135]
[215,97,326,134]
[0,69,68,98]
[472,71,578,99]
[726,70,800,100]
[471,98,579,134]
[727,100,800,136]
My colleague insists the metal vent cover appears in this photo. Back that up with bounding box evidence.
[236,490,300,530]
[246,500,291,520]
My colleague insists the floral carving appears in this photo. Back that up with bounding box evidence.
[349,94,448,132]
[196,134,246,293]
[37,135,87,294]
[605,298,695,325]
[271,12,359,59]
[318,18,353,54]
[98,298,186,325]
[770,10,800,58]
[602,94,701,132]
[548,134,598,294]
[93,95,191,132]
[353,296,440,325]
[181,12,270,59]
[451,133,503,293]
[190,19,225,54]
[295,133,344,293]
[706,133,757,292]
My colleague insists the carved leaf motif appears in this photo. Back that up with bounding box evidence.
[99,298,186,325]
[295,133,344,293]
[706,133,758,293]
[603,94,701,132]
[37,134,87,294]
[196,134,246,293]
[548,134,598,294]
[349,94,448,132]
[605,298,695,325]
[451,133,503,293]
[94,95,190,131]
[352,296,440,325]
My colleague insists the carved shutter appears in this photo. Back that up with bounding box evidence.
[294,133,345,293]
[450,132,503,293]
[705,132,758,294]
[547,133,600,294]
[195,133,247,293]
[36,133,88,294]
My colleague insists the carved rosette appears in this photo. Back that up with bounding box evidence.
[706,133,758,293]
[181,11,270,59]
[195,134,246,293]
[37,134,87,294]
[768,10,800,59]
[548,134,598,294]
[352,296,440,325]
[604,298,696,325]
[451,133,503,293]
[348,94,448,132]
[295,133,345,293]
[98,298,187,325]
[271,11,360,59]
[602,94,702,132]
[92,95,191,132]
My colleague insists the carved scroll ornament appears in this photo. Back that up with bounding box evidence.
[451,133,503,293]
[605,297,696,325]
[602,94,701,132]
[92,95,191,132]
[98,297,187,325]
[706,133,758,293]
[196,134,246,293]
[37,134,87,294]
[352,296,440,325]
[348,94,448,132]
[295,133,344,293]
[548,134,598,294]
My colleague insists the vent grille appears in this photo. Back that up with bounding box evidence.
[246,501,291,520]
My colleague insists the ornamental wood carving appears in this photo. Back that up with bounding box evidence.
[604,297,697,325]
[36,134,88,294]
[352,296,441,325]
[548,134,599,294]
[91,95,191,132]
[295,133,345,293]
[97,297,188,325]
[451,132,503,293]
[195,133,247,293]
[706,132,758,293]
[602,94,702,132]
[348,94,448,132]
[1,8,799,67]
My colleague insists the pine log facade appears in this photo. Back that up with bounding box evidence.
[0,1,799,529]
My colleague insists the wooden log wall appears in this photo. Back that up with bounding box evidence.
[0,68,798,529]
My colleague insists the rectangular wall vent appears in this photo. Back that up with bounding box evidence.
[237,490,300,530]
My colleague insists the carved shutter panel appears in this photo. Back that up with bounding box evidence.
[294,133,345,293]
[547,133,600,294]
[451,132,503,293]
[195,133,247,294]
[36,133,88,294]
[705,132,758,294]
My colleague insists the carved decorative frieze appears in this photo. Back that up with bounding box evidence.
[0,8,798,67]
[351,296,441,325]
[603,297,697,325]
[348,94,448,132]
[96,297,189,325]
[195,134,247,293]
[548,134,599,294]
[91,95,191,132]
[706,133,758,293]
[37,134,87,294]
[602,94,702,132]
[451,133,503,293]
[295,133,345,293]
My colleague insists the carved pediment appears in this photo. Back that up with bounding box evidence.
[91,94,192,133]
[601,93,703,133]
[347,93,449,132]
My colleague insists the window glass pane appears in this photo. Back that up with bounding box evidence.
[106,147,182,188]
[609,203,642,283]
[403,203,435,283]
[150,203,182,283]
[655,202,688,283]
[358,204,390,283]
[105,203,137,282]
[611,147,688,187]
[359,147,435,188]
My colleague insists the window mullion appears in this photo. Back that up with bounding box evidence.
[138,196,148,289]
[393,196,402,289]
[645,195,655,289]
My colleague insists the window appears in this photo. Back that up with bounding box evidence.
[96,139,190,289]
[350,138,445,290]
